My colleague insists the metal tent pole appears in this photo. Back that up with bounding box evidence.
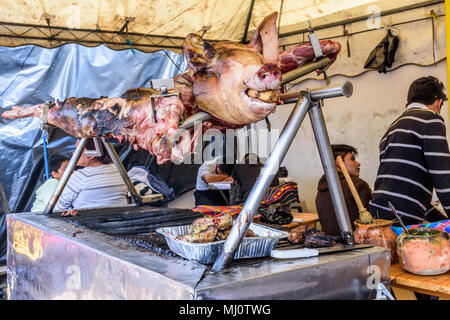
[212,81,354,272]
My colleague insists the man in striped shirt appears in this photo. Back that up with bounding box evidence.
[369,76,450,225]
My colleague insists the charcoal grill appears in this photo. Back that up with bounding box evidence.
[7,208,392,300]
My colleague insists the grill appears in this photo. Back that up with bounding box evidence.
[49,205,203,235]
[48,205,302,264]
[48,205,203,256]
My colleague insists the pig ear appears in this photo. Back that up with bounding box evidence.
[184,33,216,71]
[248,12,279,64]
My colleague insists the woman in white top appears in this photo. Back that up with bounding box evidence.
[55,139,128,214]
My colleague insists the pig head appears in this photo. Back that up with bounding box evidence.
[182,12,282,126]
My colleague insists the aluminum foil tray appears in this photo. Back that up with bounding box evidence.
[156,223,289,264]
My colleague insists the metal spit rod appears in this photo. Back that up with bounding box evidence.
[212,81,354,272]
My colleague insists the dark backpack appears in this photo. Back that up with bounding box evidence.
[128,166,175,203]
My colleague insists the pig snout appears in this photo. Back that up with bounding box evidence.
[255,63,282,90]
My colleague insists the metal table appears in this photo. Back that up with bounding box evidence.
[6,211,391,300]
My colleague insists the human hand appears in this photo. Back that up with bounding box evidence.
[61,209,79,217]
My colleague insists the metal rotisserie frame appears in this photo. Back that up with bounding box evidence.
[6,209,391,300]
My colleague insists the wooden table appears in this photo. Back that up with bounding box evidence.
[390,263,450,300]
[283,212,319,229]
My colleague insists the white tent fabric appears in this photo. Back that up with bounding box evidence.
[0,0,441,52]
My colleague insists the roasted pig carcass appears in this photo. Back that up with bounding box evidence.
[2,12,341,164]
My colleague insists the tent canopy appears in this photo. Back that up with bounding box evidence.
[0,0,439,52]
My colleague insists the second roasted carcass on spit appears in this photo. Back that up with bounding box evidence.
[2,12,341,164]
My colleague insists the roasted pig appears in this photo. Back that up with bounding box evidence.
[2,12,341,164]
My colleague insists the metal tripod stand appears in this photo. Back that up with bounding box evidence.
[43,137,162,215]
[212,81,355,271]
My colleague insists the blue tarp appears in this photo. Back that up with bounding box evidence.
[0,44,198,263]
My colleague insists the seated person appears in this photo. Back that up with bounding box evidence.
[55,138,128,213]
[194,156,234,206]
[230,153,279,205]
[31,155,70,212]
[315,144,372,236]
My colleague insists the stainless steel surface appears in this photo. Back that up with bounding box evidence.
[309,81,353,100]
[43,137,87,214]
[197,246,391,300]
[388,201,409,234]
[157,223,288,264]
[83,137,103,157]
[308,103,354,244]
[212,97,311,271]
[7,212,207,299]
[280,82,353,104]
[7,212,391,300]
[151,78,175,90]
[101,138,143,205]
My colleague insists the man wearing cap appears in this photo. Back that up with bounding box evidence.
[369,76,450,225]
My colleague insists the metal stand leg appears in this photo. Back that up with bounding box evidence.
[308,102,354,243]
[101,138,143,206]
[212,96,311,271]
[43,138,87,214]
[212,82,354,272]
[43,137,144,214]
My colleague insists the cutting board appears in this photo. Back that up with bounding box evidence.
[282,212,319,229]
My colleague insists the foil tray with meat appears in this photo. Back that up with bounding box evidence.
[156,222,288,264]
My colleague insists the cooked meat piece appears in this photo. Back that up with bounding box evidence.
[287,225,307,244]
[177,226,218,243]
[190,217,216,234]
